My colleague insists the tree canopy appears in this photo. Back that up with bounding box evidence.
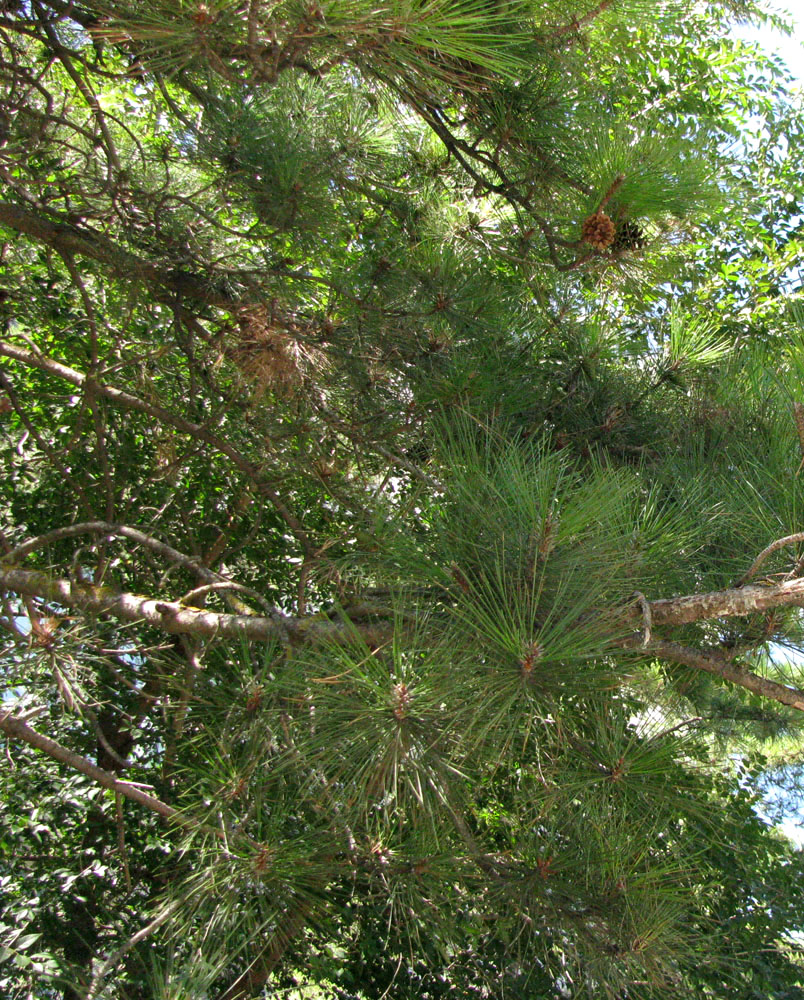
[3,1,804,998]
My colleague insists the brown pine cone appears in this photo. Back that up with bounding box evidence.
[581,212,616,250]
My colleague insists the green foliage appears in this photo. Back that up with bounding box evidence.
[2,0,804,998]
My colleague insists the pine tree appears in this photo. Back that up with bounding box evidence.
[1,1,804,998]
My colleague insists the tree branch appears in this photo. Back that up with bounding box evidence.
[6,521,222,582]
[7,557,804,649]
[646,577,804,627]
[7,559,804,707]
[548,0,615,41]
[85,898,184,1000]
[0,709,194,825]
[0,340,316,555]
[0,565,391,647]
[0,201,234,307]
[216,903,311,1000]
[630,637,804,712]
[736,531,804,586]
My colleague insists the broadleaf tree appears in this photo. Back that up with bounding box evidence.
[2,1,804,998]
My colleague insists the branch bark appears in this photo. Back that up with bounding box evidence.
[647,578,804,627]
[5,563,804,708]
[6,560,804,653]
[0,565,391,646]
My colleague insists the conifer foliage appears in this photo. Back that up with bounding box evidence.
[2,1,804,998]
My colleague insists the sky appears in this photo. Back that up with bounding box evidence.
[733,3,804,81]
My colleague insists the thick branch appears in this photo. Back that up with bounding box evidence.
[646,578,804,627]
[6,564,804,706]
[0,566,391,646]
[6,560,804,649]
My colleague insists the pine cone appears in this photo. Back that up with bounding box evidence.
[611,219,646,251]
[581,212,616,250]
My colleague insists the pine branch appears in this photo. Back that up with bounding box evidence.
[85,898,184,1000]
[0,202,234,307]
[620,636,804,712]
[6,521,222,582]
[0,709,199,827]
[0,565,392,646]
[5,565,804,710]
[736,531,804,586]
[647,578,804,627]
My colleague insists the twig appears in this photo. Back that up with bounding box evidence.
[163,636,202,775]
[598,173,624,212]
[87,706,132,770]
[115,792,132,893]
[35,6,122,175]
[85,897,184,1000]
[297,555,313,617]
[736,532,804,587]
[316,404,442,488]
[548,0,615,41]
[0,368,95,517]
[794,402,804,475]
[246,0,260,58]
[179,580,278,614]
[216,903,312,1000]
[789,551,804,582]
